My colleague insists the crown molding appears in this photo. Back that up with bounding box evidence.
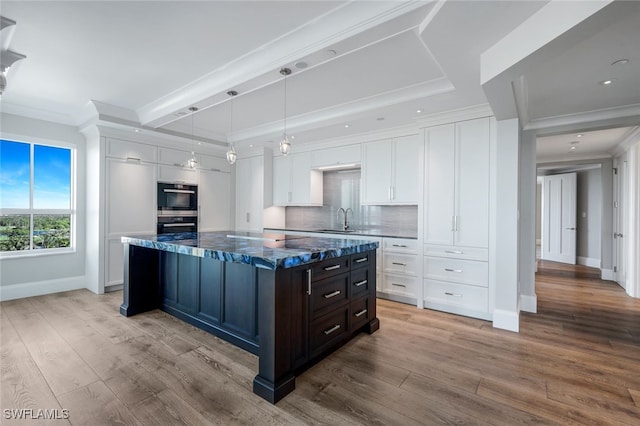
[524,104,640,132]
[415,103,494,128]
[136,1,428,128]
[231,77,454,143]
[611,126,640,157]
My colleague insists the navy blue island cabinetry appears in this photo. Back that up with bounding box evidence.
[120,231,379,403]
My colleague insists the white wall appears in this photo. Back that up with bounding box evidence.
[0,113,87,300]
[576,168,602,267]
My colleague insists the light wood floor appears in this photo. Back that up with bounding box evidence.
[2,261,639,425]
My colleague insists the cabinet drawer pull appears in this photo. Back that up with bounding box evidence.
[392,262,406,266]
[355,309,368,318]
[306,269,312,295]
[445,268,463,273]
[445,292,462,297]
[324,265,341,271]
[354,279,368,287]
[354,257,368,263]
[392,244,408,248]
[323,290,341,299]
[323,324,341,335]
[445,250,463,254]
[391,283,406,288]
[126,156,141,162]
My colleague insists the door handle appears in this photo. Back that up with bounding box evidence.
[354,309,368,318]
[306,269,312,295]
[324,264,341,271]
[565,227,576,230]
[354,279,368,287]
[323,324,341,335]
[445,268,463,273]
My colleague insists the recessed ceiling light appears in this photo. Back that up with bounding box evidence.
[416,109,422,113]
[134,128,142,133]
[569,140,580,145]
[599,78,617,86]
[295,61,308,69]
[576,134,583,138]
[611,59,630,66]
[344,124,350,128]
[326,49,337,57]
[249,144,254,147]
[570,146,577,150]
[290,135,295,139]
[376,117,385,121]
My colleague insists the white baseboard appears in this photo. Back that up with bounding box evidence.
[601,269,614,281]
[0,276,86,301]
[577,256,601,268]
[492,309,519,332]
[520,294,537,313]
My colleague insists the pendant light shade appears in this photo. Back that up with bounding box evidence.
[226,90,238,165]
[186,106,198,169]
[279,67,292,156]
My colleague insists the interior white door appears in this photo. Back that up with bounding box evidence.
[542,172,577,264]
[613,155,627,288]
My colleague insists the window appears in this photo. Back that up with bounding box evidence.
[0,139,74,254]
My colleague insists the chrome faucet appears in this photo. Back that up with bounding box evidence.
[337,207,353,231]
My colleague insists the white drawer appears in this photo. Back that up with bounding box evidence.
[423,244,488,261]
[424,279,488,312]
[383,273,419,298]
[423,257,488,287]
[384,237,419,253]
[383,252,419,276]
[106,138,156,162]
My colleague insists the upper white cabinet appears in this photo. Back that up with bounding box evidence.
[106,138,156,162]
[361,134,421,205]
[311,144,360,168]
[273,152,322,206]
[198,169,232,231]
[158,147,188,166]
[424,118,491,248]
[198,154,231,173]
[236,152,273,232]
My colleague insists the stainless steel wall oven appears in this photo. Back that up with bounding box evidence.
[157,182,198,234]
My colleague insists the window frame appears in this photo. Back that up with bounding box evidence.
[0,134,77,258]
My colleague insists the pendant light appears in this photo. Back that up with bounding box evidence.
[279,67,292,156]
[186,106,198,169]
[226,90,238,165]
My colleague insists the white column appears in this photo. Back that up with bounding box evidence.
[491,118,521,331]
[519,130,537,313]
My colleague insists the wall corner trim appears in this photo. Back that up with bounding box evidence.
[0,276,87,302]
[492,309,520,332]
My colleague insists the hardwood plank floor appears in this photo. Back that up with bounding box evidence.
[1,260,639,425]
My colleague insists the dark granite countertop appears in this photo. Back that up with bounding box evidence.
[264,227,418,240]
[121,231,379,270]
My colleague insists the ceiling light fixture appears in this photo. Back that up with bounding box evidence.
[186,106,198,169]
[570,146,576,150]
[279,67,292,156]
[344,124,350,128]
[226,90,238,165]
[416,109,422,113]
[576,134,583,138]
[599,78,617,86]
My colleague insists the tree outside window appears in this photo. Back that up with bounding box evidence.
[0,139,73,253]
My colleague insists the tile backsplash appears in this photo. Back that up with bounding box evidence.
[285,169,418,236]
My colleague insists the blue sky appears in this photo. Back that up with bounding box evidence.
[0,140,71,209]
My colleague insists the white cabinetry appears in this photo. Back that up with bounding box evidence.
[157,147,197,184]
[311,144,360,169]
[379,237,420,302]
[104,139,157,289]
[422,117,493,320]
[235,152,272,232]
[198,169,232,231]
[273,152,322,206]
[361,134,421,205]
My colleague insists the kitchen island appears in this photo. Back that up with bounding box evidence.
[120,231,379,403]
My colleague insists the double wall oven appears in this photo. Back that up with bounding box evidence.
[157,182,198,234]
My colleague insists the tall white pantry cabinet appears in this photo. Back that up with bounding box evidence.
[422,117,494,320]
